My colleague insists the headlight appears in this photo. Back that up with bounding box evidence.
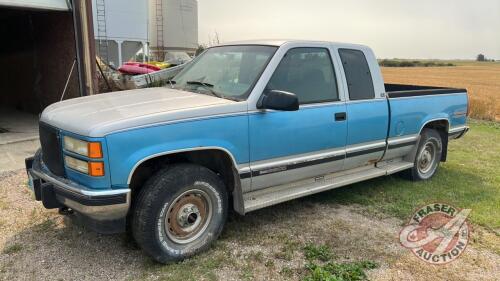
[63,136,103,158]
[64,156,88,174]
[64,156,105,177]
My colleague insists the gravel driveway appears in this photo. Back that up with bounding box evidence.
[0,170,498,280]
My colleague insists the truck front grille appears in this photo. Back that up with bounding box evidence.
[39,122,65,176]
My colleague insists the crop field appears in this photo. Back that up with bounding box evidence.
[381,61,500,121]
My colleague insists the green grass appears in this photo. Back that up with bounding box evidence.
[303,243,376,281]
[303,261,377,281]
[315,119,499,230]
[2,243,23,255]
[304,243,334,262]
[274,236,301,261]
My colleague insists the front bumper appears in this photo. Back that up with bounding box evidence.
[26,150,130,233]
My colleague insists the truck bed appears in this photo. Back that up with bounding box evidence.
[385,83,466,98]
[384,83,468,140]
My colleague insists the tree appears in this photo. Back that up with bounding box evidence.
[476,54,486,61]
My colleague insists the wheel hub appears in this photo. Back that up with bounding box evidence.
[176,203,201,228]
[165,189,212,244]
[418,142,436,174]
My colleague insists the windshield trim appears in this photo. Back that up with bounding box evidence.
[172,45,279,101]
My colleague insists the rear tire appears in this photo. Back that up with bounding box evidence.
[132,163,228,264]
[404,128,443,181]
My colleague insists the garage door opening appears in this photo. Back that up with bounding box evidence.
[0,7,80,171]
[0,1,96,172]
[0,6,80,140]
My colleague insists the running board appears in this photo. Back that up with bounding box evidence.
[243,160,414,213]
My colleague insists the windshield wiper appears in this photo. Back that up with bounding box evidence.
[167,79,176,88]
[186,80,214,88]
[186,80,225,99]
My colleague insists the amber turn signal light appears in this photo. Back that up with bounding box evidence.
[88,142,103,158]
[88,162,105,177]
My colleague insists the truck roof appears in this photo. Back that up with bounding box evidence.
[217,39,369,50]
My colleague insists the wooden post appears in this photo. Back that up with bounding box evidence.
[72,0,97,95]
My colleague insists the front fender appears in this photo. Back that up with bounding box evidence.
[105,115,249,188]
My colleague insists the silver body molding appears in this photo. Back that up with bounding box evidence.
[449,126,468,134]
[238,138,417,194]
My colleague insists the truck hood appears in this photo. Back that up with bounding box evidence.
[40,88,244,137]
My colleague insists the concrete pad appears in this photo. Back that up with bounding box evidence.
[0,108,39,145]
[0,139,40,172]
[0,108,40,172]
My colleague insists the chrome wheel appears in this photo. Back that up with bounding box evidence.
[417,140,437,175]
[165,189,212,244]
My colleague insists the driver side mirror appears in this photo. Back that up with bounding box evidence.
[257,90,299,111]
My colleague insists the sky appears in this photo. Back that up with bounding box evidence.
[198,0,500,60]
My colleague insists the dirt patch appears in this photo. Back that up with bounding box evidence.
[0,170,498,280]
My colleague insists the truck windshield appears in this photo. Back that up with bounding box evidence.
[173,45,277,101]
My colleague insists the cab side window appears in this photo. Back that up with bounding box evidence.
[266,48,338,104]
[338,49,375,100]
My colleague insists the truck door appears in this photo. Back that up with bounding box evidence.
[248,47,347,191]
[338,48,389,170]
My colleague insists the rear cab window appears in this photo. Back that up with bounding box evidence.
[338,49,375,100]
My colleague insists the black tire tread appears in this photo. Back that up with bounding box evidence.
[131,163,227,263]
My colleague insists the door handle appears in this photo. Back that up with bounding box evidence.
[335,112,347,121]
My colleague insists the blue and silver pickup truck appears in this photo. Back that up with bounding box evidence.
[25,40,469,263]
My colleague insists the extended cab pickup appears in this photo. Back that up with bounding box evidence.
[25,40,469,263]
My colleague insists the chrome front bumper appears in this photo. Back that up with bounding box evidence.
[26,150,130,229]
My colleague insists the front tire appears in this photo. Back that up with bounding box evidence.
[132,164,228,263]
[405,128,443,181]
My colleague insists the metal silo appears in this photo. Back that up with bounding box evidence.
[92,0,149,67]
[149,0,198,61]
